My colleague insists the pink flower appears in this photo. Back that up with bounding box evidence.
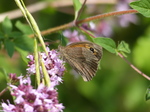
[27,47,65,86]
[2,48,65,112]
[81,22,113,37]
[63,30,86,43]
[2,76,64,112]
[116,0,138,27]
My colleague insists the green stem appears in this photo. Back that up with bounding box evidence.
[34,38,40,86]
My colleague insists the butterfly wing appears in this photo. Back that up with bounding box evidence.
[60,46,100,81]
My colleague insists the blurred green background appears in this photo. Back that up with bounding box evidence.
[0,0,150,112]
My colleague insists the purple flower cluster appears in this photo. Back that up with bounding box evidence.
[2,76,64,112]
[27,47,65,86]
[116,0,138,27]
[63,30,86,43]
[2,48,65,112]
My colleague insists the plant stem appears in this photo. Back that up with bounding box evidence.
[29,22,74,38]
[76,9,138,24]
[75,0,87,22]
[0,88,8,97]
[78,26,96,38]
[118,52,150,80]
[29,9,138,38]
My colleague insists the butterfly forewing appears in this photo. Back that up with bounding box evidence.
[59,41,103,81]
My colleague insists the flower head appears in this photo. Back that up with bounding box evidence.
[116,0,138,27]
[27,47,65,86]
[63,30,86,44]
[2,48,65,112]
[2,76,64,112]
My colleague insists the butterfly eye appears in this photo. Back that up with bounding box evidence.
[89,47,95,53]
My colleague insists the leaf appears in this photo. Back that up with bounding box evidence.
[9,31,23,38]
[145,86,150,101]
[130,0,150,17]
[14,35,34,52]
[117,41,130,57]
[73,0,82,20]
[2,17,12,34]
[4,40,14,57]
[92,37,116,53]
[15,21,33,34]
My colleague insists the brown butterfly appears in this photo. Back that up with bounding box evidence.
[59,41,103,81]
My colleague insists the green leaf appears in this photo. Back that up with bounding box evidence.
[2,17,12,34]
[145,86,150,101]
[92,37,116,53]
[117,41,130,57]
[4,40,14,57]
[14,35,34,52]
[73,0,82,20]
[9,31,23,38]
[130,0,150,17]
[15,21,32,34]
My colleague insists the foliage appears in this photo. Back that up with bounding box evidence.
[130,0,150,17]
[0,17,33,57]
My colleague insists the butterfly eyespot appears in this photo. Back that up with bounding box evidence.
[89,47,94,53]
